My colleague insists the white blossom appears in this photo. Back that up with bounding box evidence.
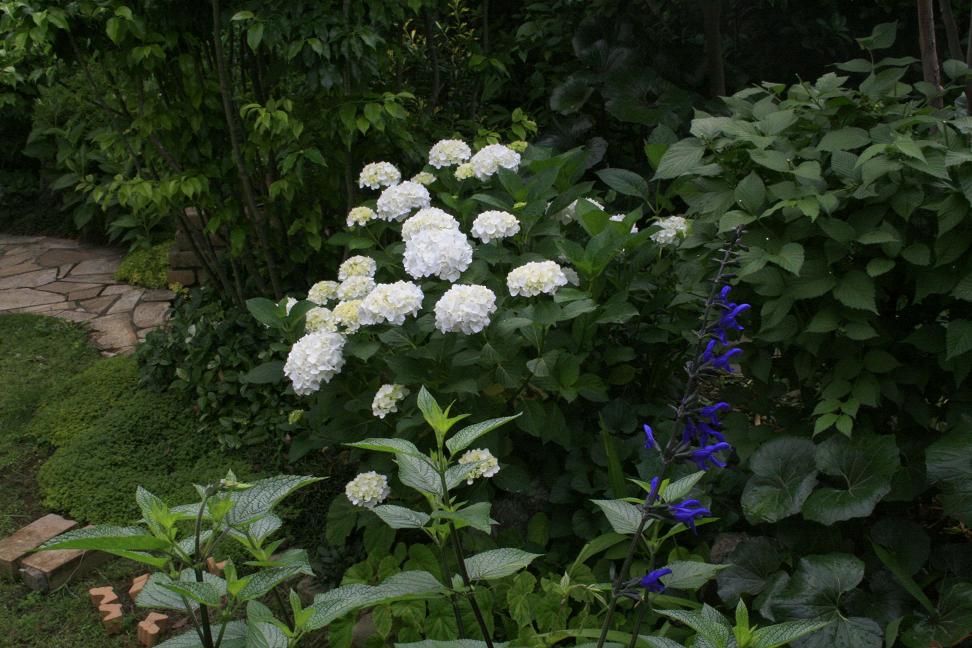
[562,266,581,286]
[358,162,400,190]
[376,181,431,221]
[333,299,363,333]
[403,228,473,282]
[282,297,298,314]
[345,471,391,508]
[358,281,424,326]
[401,207,460,242]
[434,284,497,334]
[506,260,569,297]
[471,210,520,243]
[305,307,338,333]
[428,139,472,168]
[469,144,521,180]
[338,255,377,281]
[411,171,436,185]
[650,215,690,245]
[458,448,500,484]
[454,163,475,181]
[307,280,339,305]
[372,383,409,419]
[554,198,604,224]
[347,206,377,227]
[284,330,346,396]
[610,213,639,234]
[337,275,376,301]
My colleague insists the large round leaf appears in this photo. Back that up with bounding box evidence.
[742,437,818,523]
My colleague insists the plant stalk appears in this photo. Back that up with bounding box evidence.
[448,523,495,648]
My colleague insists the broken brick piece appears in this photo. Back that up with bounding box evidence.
[129,573,150,600]
[206,557,227,575]
[0,514,78,579]
[138,612,171,647]
[19,543,112,592]
[99,602,124,635]
[89,585,118,608]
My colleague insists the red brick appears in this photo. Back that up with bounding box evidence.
[138,612,171,647]
[129,573,150,600]
[99,602,124,635]
[0,514,77,580]
[89,585,118,607]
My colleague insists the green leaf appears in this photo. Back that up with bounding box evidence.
[397,454,443,496]
[591,499,645,535]
[137,571,227,611]
[871,542,935,613]
[857,21,897,50]
[246,22,264,50]
[227,475,323,526]
[734,172,766,213]
[371,505,430,529]
[446,415,521,455]
[464,548,541,581]
[157,622,246,648]
[238,549,313,601]
[818,127,870,152]
[653,139,705,180]
[832,271,877,313]
[160,580,222,607]
[246,298,282,328]
[750,149,790,172]
[656,605,732,648]
[866,258,895,277]
[660,472,706,503]
[307,571,444,630]
[773,554,881,648]
[802,434,899,525]
[596,168,651,200]
[770,242,804,275]
[663,561,727,590]
[926,422,972,524]
[742,437,818,524]
[243,361,284,384]
[38,524,169,553]
[430,502,496,534]
[395,641,508,648]
[750,620,832,648]
[347,438,426,460]
[946,319,972,359]
[717,537,785,605]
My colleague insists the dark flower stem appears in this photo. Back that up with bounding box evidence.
[449,523,495,648]
[194,488,216,648]
[594,228,744,648]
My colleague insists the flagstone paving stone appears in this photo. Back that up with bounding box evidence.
[0,236,173,355]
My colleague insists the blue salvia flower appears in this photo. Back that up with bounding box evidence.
[699,402,730,426]
[668,499,711,532]
[691,441,732,470]
[684,417,725,444]
[639,567,673,593]
[700,340,742,372]
[647,476,661,501]
[643,424,659,451]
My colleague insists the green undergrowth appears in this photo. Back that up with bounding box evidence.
[114,241,171,289]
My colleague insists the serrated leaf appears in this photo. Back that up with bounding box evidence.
[398,454,443,495]
[596,168,651,199]
[243,361,284,384]
[371,505,430,529]
[160,580,222,607]
[446,415,521,455]
[306,572,444,630]
[39,524,169,553]
[464,548,541,580]
[832,271,877,313]
[653,139,706,180]
[946,319,972,359]
[227,475,322,526]
[926,422,972,524]
[395,641,509,648]
[750,620,832,648]
[734,172,766,213]
[661,471,706,503]
[430,502,496,534]
[591,499,645,534]
[137,570,227,611]
[717,537,785,605]
[664,561,727,590]
[347,438,426,459]
[657,605,732,648]
[238,549,313,601]
[157,622,246,648]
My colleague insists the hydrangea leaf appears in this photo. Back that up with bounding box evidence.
[741,437,818,523]
[463,548,541,581]
[430,502,496,534]
[802,434,898,525]
[157,621,246,648]
[306,571,444,630]
[227,475,323,526]
[370,505,430,529]
[656,605,732,648]
[446,414,521,455]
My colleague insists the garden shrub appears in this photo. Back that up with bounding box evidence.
[113,241,171,289]
[653,24,972,648]
[36,355,255,524]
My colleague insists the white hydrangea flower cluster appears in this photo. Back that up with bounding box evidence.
[471,210,520,243]
[507,260,568,297]
[333,299,363,333]
[469,144,521,180]
[562,266,581,286]
[411,171,436,185]
[358,281,424,326]
[284,330,346,396]
[554,198,604,224]
[454,163,475,181]
[458,448,500,484]
[434,284,497,334]
[307,280,339,305]
[345,471,391,508]
[347,206,376,227]
[610,213,639,234]
[650,215,690,245]
[358,162,400,190]
[376,181,431,221]
[403,228,473,282]
[306,307,338,333]
[428,139,472,168]
[372,383,409,418]
[337,275,375,301]
[282,296,298,314]
[401,207,460,242]
[338,255,377,281]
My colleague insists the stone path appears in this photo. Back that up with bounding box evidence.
[0,234,173,355]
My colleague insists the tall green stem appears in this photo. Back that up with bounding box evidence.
[194,489,215,648]
[448,523,495,648]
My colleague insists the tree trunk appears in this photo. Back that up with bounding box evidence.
[703,0,726,97]
[965,6,972,114]
[939,0,963,60]
[917,0,944,108]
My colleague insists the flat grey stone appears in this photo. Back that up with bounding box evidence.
[0,268,57,290]
[79,295,118,314]
[54,309,98,323]
[107,288,143,314]
[142,289,176,302]
[41,281,100,294]
[70,257,121,275]
[0,262,41,278]
[133,302,170,328]
[0,288,64,311]
[35,248,98,267]
[68,287,102,301]
[101,284,133,295]
[0,235,42,245]
[89,313,137,350]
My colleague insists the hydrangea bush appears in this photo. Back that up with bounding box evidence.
[246,139,707,553]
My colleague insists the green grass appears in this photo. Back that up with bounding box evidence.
[0,313,252,647]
